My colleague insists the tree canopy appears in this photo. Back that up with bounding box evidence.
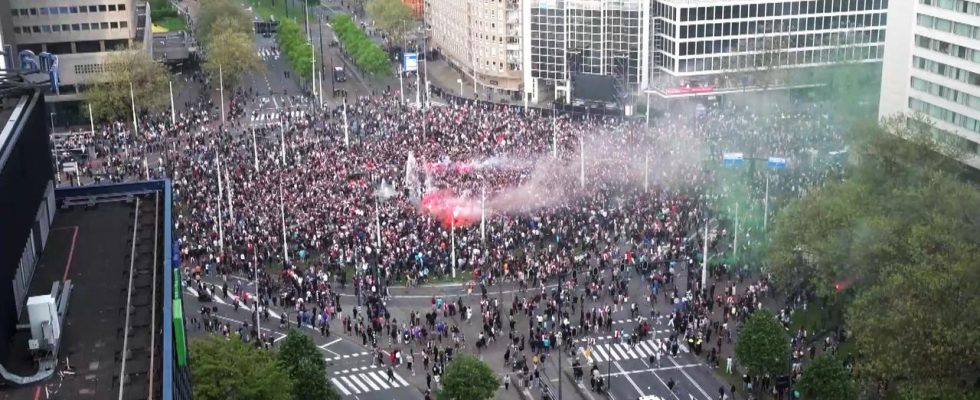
[766,117,980,398]
[437,354,500,400]
[277,331,340,400]
[204,25,263,90]
[84,45,170,122]
[797,355,857,400]
[735,309,790,377]
[366,0,416,45]
[189,336,293,400]
[197,0,261,90]
[197,0,252,45]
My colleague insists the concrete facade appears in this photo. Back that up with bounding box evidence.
[1,0,150,101]
[428,0,523,96]
[879,0,980,168]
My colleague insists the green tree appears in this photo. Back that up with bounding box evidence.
[437,354,500,400]
[84,45,170,122]
[766,116,980,398]
[366,0,416,45]
[277,330,340,400]
[198,0,252,44]
[189,336,293,400]
[848,231,980,399]
[204,25,263,90]
[329,14,391,75]
[797,355,857,400]
[735,309,790,377]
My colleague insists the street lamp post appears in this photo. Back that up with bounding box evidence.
[457,78,463,96]
[451,208,458,279]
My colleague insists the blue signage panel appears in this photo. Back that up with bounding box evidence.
[403,52,418,72]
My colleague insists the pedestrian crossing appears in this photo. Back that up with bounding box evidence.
[249,110,306,124]
[579,338,688,364]
[330,369,410,396]
[257,48,280,61]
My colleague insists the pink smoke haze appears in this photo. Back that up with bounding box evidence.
[420,190,482,227]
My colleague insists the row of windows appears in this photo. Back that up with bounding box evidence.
[74,63,108,75]
[678,13,885,39]
[913,56,980,87]
[919,0,980,16]
[678,0,888,22]
[676,30,884,56]
[10,4,127,17]
[13,21,128,34]
[915,34,980,63]
[911,76,980,111]
[916,14,980,41]
[676,45,882,72]
[909,97,980,134]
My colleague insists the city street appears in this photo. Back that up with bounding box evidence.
[181,258,732,400]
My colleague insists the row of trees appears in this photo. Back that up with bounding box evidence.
[190,332,502,400]
[329,14,390,75]
[276,19,314,81]
[763,118,980,398]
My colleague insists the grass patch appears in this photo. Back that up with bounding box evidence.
[156,16,187,32]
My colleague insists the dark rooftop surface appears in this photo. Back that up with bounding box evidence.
[0,195,164,400]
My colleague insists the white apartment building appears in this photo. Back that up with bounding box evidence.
[428,0,523,97]
[879,0,980,168]
[522,0,887,105]
[0,0,151,103]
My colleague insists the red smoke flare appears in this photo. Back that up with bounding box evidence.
[420,190,481,228]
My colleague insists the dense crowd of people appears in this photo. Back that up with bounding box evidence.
[57,76,850,398]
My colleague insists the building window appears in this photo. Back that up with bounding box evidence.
[81,23,90,30]
[101,22,109,29]
[99,5,107,11]
[13,26,21,34]
[110,21,119,29]
[109,4,117,11]
[89,5,98,12]
[41,7,50,15]
[70,6,78,13]
[119,4,126,11]
[72,23,80,31]
[120,21,128,28]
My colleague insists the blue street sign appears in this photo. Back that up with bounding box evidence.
[403,52,418,72]
[723,152,744,167]
[767,157,787,168]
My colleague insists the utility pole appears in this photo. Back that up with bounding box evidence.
[169,80,176,126]
[129,81,138,137]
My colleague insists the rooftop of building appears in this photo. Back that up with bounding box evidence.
[0,191,167,400]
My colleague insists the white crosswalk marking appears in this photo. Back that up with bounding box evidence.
[357,373,380,391]
[330,369,409,395]
[331,378,351,396]
[340,376,364,393]
[367,371,391,389]
[579,338,682,363]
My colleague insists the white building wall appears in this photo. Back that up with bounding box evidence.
[879,0,980,168]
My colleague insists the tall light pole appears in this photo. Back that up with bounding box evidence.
[88,103,95,135]
[457,78,463,96]
[280,178,289,264]
[451,208,458,279]
[169,80,176,126]
[129,81,139,137]
[552,105,558,158]
[215,156,224,256]
[218,64,226,126]
[342,98,350,147]
[579,136,585,188]
[251,127,259,171]
[702,215,708,293]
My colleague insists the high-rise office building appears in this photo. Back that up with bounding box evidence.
[522,0,650,104]
[0,0,151,105]
[428,0,524,98]
[879,0,980,168]
[522,0,887,105]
